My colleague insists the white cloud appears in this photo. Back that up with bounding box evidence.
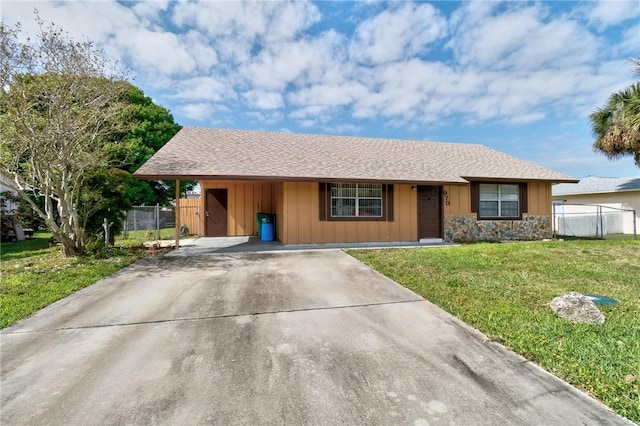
[130,0,170,23]
[448,3,597,70]
[245,111,284,125]
[288,82,368,107]
[620,23,640,55]
[115,28,196,76]
[322,123,363,135]
[563,59,638,117]
[1,0,636,158]
[289,104,347,128]
[2,1,209,79]
[243,90,284,110]
[172,0,321,64]
[241,30,347,91]
[6,1,137,41]
[173,0,320,41]
[178,102,217,121]
[587,0,640,29]
[182,30,219,72]
[350,3,447,64]
[170,77,233,102]
[289,105,333,120]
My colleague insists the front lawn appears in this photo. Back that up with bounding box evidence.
[349,240,640,423]
[0,232,145,329]
[118,227,180,247]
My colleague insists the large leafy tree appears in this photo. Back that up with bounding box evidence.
[74,84,189,250]
[79,167,131,247]
[590,59,640,167]
[0,19,131,256]
[112,84,189,206]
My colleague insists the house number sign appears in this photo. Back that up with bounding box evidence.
[443,190,451,206]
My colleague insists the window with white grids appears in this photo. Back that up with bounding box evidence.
[331,183,383,218]
[479,184,520,218]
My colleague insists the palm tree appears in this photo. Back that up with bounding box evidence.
[590,70,640,168]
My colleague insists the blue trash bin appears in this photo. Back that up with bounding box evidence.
[256,212,271,238]
[261,222,274,242]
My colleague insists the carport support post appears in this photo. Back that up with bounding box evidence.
[175,179,180,250]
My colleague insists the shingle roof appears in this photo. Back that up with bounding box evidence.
[134,127,577,184]
[553,176,640,196]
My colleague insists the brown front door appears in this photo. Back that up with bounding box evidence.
[418,185,442,239]
[205,189,228,237]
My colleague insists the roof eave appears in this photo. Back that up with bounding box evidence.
[553,188,640,196]
[462,176,579,184]
[134,173,467,185]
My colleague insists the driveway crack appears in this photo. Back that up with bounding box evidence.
[2,299,425,334]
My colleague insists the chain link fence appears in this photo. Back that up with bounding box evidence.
[123,202,200,239]
[553,203,637,239]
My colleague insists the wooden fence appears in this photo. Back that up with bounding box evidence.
[177,198,201,236]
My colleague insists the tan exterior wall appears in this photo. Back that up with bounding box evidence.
[443,182,552,216]
[196,180,555,242]
[443,184,470,215]
[279,182,417,244]
[199,180,277,237]
[527,181,552,216]
[442,181,553,242]
[273,182,284,241]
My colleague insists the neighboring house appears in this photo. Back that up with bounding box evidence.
[553,176,640,235]
[0,172,25,241]
[0,172,19,215]
[135,127,577,244]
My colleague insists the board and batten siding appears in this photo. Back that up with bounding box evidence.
[442,184,471,216]
[273,182,284,241]
[197,180,553,242]
[278,182,417,244]
[199,180,278,237]
[443,181,552,216]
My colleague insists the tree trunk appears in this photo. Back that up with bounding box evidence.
[59,234,82,257]
[8,177,86,257]
[55,179,85,256]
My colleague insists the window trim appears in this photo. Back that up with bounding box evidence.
[471,182,528,220]
[319,182,394,222]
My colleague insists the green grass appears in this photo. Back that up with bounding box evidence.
[557,233,637,241]
[117,227,182,247]
[349,240,640,422]
[1,232,145,329]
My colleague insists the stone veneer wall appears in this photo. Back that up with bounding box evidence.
[444,215,551,242]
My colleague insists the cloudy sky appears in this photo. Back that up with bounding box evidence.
[2,0,639,178]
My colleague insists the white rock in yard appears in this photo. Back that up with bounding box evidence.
[550,291,605,324]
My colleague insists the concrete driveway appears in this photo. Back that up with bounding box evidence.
[0,250,632,425]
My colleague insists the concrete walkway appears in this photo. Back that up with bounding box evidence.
[0,250,632,425]
[169,236,456,256]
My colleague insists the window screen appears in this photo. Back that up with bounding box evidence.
[479,184,520,218]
